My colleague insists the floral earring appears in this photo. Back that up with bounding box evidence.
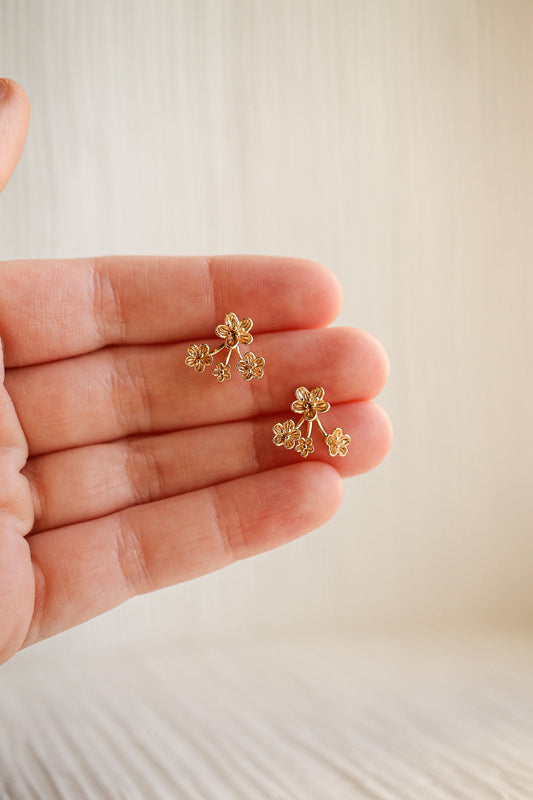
[185,313,265,382]
[273,386,350,458]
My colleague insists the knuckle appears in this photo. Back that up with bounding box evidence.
[112,512,153,597]
[208,484,247,563]
[109,350,154,436]
[123,439,167,506]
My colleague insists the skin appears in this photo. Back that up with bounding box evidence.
[0,79,392,666]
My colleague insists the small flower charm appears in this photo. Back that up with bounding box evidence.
[212,362,231,382]
[272,419,302,450]
[186,313,265,381]
[273,386,350,458]
[215,313,253,348]
[295,436,314,458]
[291,386,330,421]
[185,343,213,373]
[326,427,351,457]
[237,352,265,381]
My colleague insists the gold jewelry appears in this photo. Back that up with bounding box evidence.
[185,313,265,382]
[273,386,350,458]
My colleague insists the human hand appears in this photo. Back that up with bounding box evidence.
[0,81,391,665]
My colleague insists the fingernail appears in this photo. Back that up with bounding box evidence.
[0,79,8,102]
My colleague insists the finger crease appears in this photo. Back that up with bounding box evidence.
[125,441,166,506]
[91,259,128,347]
[112,512,153,598]
[111,352,154,436]
[208,484,245,564]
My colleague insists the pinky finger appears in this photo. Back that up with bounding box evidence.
[25,463,343,646]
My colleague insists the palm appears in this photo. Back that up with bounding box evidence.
[0,86,390,666]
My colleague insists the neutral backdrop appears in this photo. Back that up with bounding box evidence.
[1,0,532,660]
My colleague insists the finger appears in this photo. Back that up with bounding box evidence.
[8,328,389,456]
[0,79,30,192]
[25,463,343,644]
[0,255,342,367]
[25,401,391,532]
[0,339,34,664]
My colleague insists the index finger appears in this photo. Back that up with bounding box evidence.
[0,255,342,367]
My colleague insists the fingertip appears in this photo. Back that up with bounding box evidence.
[354,401,393,473]
[0,78,31,192]
[340,327,390,399]
[2,78,31,111]
[374,401,393,454]
[289,460,344,530]
[372,334,391,391]
[294,257,344,327]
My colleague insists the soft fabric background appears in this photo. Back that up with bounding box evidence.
[1,0,532,658]
[2,3,533,798]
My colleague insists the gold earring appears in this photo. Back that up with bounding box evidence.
[273,386,350,458]
[185,312,265,382]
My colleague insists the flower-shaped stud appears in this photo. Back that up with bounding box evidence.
[291,386,330,421]
[237,351,265,381]
[215,313,253,348]
[272,419,301,450]
[325,427,351,457]
[272,386,350,458]
[212,362,231,382]
[185,313,265,382]
[185,343,213,373]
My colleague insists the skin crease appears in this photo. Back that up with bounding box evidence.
[0,79,392,666]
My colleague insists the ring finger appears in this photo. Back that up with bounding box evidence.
[25,401,392,533]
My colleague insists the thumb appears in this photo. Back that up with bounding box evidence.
[0,78,30,193]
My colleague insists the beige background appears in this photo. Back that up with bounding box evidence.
[1,0,532,659]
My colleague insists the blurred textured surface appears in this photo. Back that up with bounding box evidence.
[0,0,532,650]
[2,634,533,799]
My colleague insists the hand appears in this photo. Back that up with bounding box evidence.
[0,80,391,665]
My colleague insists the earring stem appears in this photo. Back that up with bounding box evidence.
[315,417,328,439]
[210,343,226,357]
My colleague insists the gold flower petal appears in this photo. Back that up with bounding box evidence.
[295,386,310,402]
[314,400,330,414]
[273,428,285,445]
[215,323,230,339]
[310,387,325,402]
[225,312,240,329]
[291,400,307,415]
[238,330,253,345]
[240,317,253,333]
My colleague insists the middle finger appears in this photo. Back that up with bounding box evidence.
[6,328,388,456]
